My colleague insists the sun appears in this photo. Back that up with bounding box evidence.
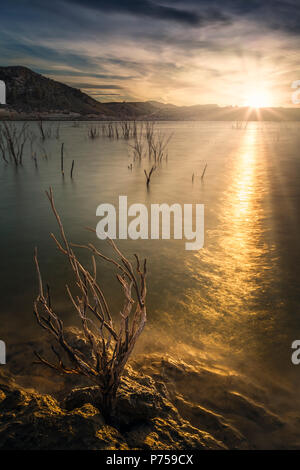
[245,90,271,108]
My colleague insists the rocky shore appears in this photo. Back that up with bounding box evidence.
[0,328,295,450]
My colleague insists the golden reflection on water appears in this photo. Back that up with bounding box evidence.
[184,127,270,347]
[222,129,262,272]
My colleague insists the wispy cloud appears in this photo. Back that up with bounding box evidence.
[0,0,299,105]
[73,84,124,90]
[65,0,230,26]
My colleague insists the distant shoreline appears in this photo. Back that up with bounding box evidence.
[1,113,300,122]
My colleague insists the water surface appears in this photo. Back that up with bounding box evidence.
[1,120,300,392]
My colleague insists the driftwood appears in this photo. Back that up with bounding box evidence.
[33,188,147,417]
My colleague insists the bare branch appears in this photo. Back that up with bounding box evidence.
[33,187,147,417]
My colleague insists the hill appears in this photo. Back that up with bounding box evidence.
[0,66,117,117]
[1,66,300,121]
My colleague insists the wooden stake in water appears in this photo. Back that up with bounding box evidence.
[61,143,64,175]
[71,160,75,178]
[201,163,207,181]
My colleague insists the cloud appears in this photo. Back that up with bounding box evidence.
[38,69,137,80]
[89,92,121,96]
[65,0,230,26]
[165,0,300,35]
[0,0,299,105]
[73,83,123,89]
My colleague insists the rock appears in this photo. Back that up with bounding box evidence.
[64,386,102,412]
[0,379,126,450]
[0,328,291,450]
[125,417,225,450]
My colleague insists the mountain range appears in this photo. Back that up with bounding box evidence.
[0,66,299,121]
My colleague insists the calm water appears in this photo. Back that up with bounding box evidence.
[1,121,300,388]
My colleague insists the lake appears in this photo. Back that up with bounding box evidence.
[1,120,300,397]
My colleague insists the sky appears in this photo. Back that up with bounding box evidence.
[1,0,300,106]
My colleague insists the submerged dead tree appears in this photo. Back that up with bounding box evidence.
[37,119,46,141]
[33,188,147,418]
[130,123,144,161]
[201,163,207,181]
[60,143,64,175]
[0,122,28,166]
[87,124,100,139]
[144,165,156,186]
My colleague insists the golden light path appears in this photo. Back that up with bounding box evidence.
[184,124,271,359]
[207,127,264,315]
